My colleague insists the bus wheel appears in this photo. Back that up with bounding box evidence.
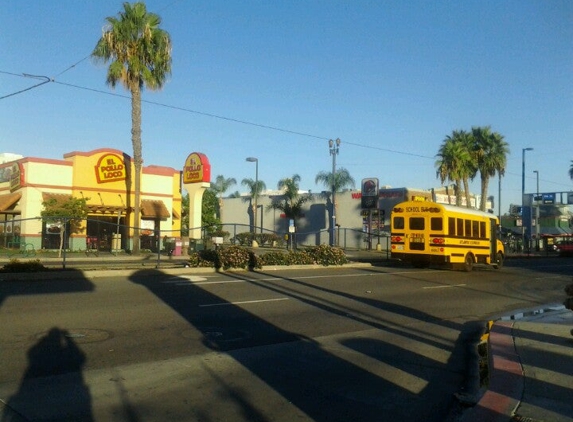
[463,254,474,272]
[493,252,504,269]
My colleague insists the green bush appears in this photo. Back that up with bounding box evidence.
[257,233,279,247]
[232,232,254,246]
[217,245,259,270]
[257,247,346,266]
[258,251,291,266]
[1,259,46,273]
[188,250,219,268]
[185,245,347,269]
[303,245,348,266]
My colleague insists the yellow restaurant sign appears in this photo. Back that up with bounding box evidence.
[183,152,211,184]
[95,153,127,184]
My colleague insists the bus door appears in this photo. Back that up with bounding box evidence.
[489,218,497,260]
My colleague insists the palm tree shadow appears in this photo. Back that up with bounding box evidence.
[1,327,94,422]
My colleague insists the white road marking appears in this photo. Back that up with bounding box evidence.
[423,284,466,289]
[199,298,289,307]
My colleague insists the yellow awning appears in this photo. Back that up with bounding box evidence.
[141,200,170,219]
[0,192,21,212]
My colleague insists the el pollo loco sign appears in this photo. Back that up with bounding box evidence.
[95,153,127,184]
[183,152,210,184]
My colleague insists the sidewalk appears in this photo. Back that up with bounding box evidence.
[462,304,573,422]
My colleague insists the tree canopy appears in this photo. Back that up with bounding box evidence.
[269,174,312,227]
[41,196,89,257]
[436,126,509,211]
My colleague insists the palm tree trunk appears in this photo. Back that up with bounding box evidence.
[131,86,143,254]
[480,176,489,211]
[463,178,472,208]
[454,180,462,206]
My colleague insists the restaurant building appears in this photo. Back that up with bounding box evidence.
[0,148,182,252]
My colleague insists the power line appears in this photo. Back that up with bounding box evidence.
[54,55,91,78]
[0,72,51,100]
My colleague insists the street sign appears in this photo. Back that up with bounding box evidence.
[542,193,555,204]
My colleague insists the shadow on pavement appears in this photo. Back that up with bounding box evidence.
[1,327,94,422]
[129,268,483,421]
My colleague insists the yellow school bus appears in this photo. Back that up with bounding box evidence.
[390,201,505,271]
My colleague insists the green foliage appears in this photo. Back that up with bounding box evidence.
[188,250,220,268]
[231,232,280,247]
[217,245,258,270]
[41,196,89,234]
[181,193,189,237]
[257,250,314,266]
[315,168,356,193]
[257,251,292,266]
[185,245,347,269]
[202,189,221,232]
[1,259,46,273]
[303,245,348,266]
[258,233,279,246]
[188,247,258,270]
[232,232,255,246]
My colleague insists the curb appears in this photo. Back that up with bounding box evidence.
[0,261,374,281]
[462,321,524,422]
[462,304,569,421]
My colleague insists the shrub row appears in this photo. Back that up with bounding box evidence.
[188,244,348,270]
[231,232,282,247]
[0,259,47,273]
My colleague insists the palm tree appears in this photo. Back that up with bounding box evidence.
[92,2,172,254]
[241,177,266,231]
[269,174,312,230]
[210,175,236,222]
[315,167,355,243]
[315,167,356,196]
[569,160,573,181]
[471,126,510,211]
[435,130,475,207]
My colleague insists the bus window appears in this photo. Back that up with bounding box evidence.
[431,217,443,231]
[457,218,464,237]
[480,221,486,239]
[465,220,472,238]
[449,217,456,236]
[472,221,479,239]
[410,217,424,230]
[394,216,404,230]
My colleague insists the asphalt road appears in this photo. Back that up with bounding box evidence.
[0,258,570,421]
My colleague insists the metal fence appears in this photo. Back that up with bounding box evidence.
[0,216,388,257]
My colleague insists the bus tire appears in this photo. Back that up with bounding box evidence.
[493,252,504,269]
[463,254,474,272]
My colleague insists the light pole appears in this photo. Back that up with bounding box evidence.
[521,147,533,252]
[246,157,258,242]
[329,138,340,246]
[533,170,540,251]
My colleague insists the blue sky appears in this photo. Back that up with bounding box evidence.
[1,1,572,214]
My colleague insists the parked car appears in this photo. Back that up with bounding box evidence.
[555,240,573,257]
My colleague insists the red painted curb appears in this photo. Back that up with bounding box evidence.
[462,321,524,421]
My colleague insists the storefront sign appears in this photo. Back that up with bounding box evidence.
[361,178,379,209]
[183,152,211,184]
[95,153,127,184]
[9,162,24,192]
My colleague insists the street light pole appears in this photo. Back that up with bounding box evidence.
[329,138,340,247]
[246,157,259,243]
[533,170,540,251]
[521,147,533,252]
